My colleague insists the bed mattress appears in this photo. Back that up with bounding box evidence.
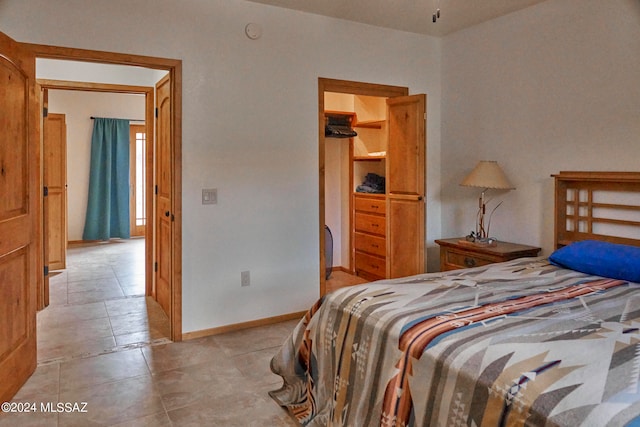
[270,258,640,426]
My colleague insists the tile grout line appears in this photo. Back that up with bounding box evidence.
[143,349,174,426]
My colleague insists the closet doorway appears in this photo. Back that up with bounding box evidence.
[319,78,426,296]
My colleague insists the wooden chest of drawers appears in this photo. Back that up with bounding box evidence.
[435,238,541,272]
[353,194,386,281]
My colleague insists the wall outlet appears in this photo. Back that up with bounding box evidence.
[241,270,250,287]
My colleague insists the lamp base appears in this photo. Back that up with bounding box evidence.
[457,238,498,248]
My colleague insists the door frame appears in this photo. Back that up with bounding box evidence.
[318,78,408,297]
[28,43,183,341]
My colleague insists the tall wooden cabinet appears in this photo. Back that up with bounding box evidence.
[326,93,426,281]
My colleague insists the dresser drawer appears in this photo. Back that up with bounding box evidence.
[354,196,386,215]
[354,232,386,257]
[444,251,493,270]
[354,213,386,236]
[355,251,386,278]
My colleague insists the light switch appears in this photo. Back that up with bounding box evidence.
[202,188,217,205]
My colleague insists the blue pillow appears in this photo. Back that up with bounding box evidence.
[549,240,640,283]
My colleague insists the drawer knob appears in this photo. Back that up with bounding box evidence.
[464,257,476,268]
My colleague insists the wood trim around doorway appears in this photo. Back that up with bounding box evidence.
[318,78,408,297]
[28,44,183,341]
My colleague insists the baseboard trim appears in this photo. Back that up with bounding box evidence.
[68,237,145,246]
[68,240,101,246]
[331,266,352,273]
[182,310,306,341]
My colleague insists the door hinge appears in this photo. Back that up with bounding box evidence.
[155,107,158,118]
[44,265,49,276]
[43,186,49,197]
[154,262,158,272]
[43,107,48,118]
[171,214,175,222]
[155,185,158,195]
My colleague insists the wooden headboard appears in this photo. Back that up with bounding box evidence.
[553,171,640,249]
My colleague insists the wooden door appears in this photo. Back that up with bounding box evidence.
[0,31,39,404]
[43,112,67,271]
[386,94,426,278]
[155,74,172,318]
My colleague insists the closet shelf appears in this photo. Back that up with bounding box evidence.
[354,120,384,129]
[324,111,384,129]
[324,110,356,119]
[354,155,385,161]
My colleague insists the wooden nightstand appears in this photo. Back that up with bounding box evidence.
[435,238,541,271]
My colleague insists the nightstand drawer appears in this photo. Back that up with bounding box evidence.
[354,232,386,257]
[354,196,386,215]
[354,213,386,236]
[444,251,493,270]
[355,251,386,278]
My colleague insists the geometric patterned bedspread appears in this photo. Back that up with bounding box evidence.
[269,258,640,426]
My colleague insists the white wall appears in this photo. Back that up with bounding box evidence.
[324,92,355,269]
[324,137,350,269]
[47,90,146,241]
[441,0,640,255]
[37,59,167,86]
[0,0,442,333]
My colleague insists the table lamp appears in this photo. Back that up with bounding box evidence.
[460,160,514,244]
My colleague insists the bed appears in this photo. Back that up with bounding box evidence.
[270,171,640,426]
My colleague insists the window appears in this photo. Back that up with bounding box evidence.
[130,124,146,236]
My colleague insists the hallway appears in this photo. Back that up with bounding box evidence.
[38,239,170,364]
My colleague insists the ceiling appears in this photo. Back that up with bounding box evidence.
[244,0,547,37]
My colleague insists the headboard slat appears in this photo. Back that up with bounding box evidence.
[553,171,640,249]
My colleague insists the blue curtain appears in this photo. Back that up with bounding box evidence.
[83,118,131,240]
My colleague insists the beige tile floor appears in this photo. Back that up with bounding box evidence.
[1,239,300,426]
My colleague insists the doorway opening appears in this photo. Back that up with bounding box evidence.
[30,43,183,341]
[318,78,409,296]
[38,81,172,361]
[319,78,427,296]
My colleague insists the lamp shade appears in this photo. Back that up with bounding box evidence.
[460,161,514,190]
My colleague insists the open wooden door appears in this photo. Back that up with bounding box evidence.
[155,74,173,321]
[386,94,426,278]
[0,31,39,404]
[43,112,67,271]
